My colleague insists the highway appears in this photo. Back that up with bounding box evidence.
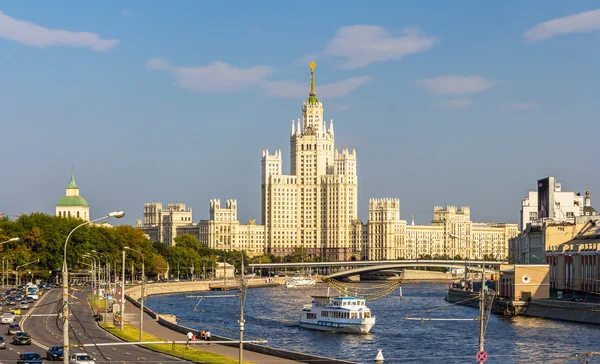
[0,287,187,364]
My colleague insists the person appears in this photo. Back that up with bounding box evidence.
[186,331,193,348]
[205,330,211,343]
[200,330,206,340]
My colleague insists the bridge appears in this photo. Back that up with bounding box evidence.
[248,259,507,278]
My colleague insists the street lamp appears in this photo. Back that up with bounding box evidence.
[93,251,111,294]
[124,246,144,342]
[216,242,246,364]
[62,211,124,364]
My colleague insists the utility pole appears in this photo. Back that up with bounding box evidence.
[120,250,125,330]
[239,254,245,364]
[479,258,486,353]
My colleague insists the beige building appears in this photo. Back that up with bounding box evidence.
[547,218,600,293]
[363,204,518,260]
[56,173,90,221]
[497,264,550,300]
[261,62,357,260]
[141,202,193,246]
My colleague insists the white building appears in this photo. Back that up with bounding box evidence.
[141,202,193,246]
[520,177,585,231]
[261,62,358,260]
[56,173,90,221]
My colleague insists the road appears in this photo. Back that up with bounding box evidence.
[0,287,187,363]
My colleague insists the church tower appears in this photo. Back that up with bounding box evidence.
[56,173,90,221]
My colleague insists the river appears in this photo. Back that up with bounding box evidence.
[145,283,600,363]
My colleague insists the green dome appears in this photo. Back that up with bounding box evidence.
[56,195,89,207]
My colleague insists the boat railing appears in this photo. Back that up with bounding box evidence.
[302,304,312,311]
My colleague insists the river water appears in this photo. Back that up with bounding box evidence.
[145,283,600,363]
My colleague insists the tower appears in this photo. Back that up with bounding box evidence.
[56,172,90,221]
[262,62,358,259]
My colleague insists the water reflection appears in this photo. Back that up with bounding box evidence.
[145,283,597,363]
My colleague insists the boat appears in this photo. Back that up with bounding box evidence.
[285,276,316,288]
[299,296,376,334]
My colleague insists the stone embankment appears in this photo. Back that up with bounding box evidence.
[125,277,286,300]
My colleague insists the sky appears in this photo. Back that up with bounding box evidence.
[1,1,599,226]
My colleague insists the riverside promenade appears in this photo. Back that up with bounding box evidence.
[122,278,357,364]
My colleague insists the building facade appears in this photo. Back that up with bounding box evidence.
[56,173,90,221]
[520,177,585,231]
[362,204,517,260]
[261,62,357,260]
[141,202,193,246]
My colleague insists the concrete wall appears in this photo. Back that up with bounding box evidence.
[525,299,600,324]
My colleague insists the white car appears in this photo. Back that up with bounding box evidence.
[69,353,96,364]
[0,313,13,324]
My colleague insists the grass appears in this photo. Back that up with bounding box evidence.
[101,323,246,364]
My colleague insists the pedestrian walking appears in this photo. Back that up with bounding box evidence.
[205,330,211,343]
[186,331,193,348]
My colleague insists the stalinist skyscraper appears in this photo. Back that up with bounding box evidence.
[262,62,358,260]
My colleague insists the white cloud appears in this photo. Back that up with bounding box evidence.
[441,99,472,108]
[324,25,438,68]
[262,76,371,99]
[414,76,495,95]
[506,102,537,111]
[524,9,600,43]
[148,58,370,97]
[146,57,170,70]
[173,62,273,92]
[0,11,118,52]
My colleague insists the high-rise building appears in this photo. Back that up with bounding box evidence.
[56,173,90,221]
[261,62,357,260]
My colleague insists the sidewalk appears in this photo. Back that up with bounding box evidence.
[122,299,302,364]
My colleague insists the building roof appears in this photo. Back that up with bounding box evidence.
[56,195,89,207]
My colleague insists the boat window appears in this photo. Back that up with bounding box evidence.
[351,312,358,319]
[352,301,356,305]
[364,312,370,318]
[307,313,316,319]
[321,311,328,317]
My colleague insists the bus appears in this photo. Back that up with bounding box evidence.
[26,285,39,300]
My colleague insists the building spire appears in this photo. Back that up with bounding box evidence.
[308,61,317,103]
[67,172,77,189]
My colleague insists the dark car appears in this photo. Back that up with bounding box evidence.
[6,297,15,305]
[17,352,43,364]
[46,345,64,361]
[13,331,32,345]
[571,296,583,302]
[26,297,34,304]
[0,336,5,349]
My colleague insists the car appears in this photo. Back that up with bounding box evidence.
[20,301,29,310]
[0,336,5,349]
[571,296,583,302]
[6,297,15,305]
[10,307,21,315]
[13,331,32,345]
[17,351,43,364]
[26,297,34,304]
[46,345,64,361]
[8,324,21,335]
[69,353,96,364]
[0,313,14,324]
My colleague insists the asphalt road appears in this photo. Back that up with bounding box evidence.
[0,287,188,364]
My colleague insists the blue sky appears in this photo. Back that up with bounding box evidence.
[1,1,599,226]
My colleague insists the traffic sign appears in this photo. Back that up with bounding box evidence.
[476,350,487,363]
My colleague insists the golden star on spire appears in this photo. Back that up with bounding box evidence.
[309,61,316,70]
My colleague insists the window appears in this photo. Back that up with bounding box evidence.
[566,212,575,219]
[529,211,537,222]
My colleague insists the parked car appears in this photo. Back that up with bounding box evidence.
[69,353,96,364]
[13,331,32,345]
[46,345,64,361]
[17,352,43,364]
[26,297,34,304]
[1,313,14,324]
[571,296,583,302]
[0,336,6,349]
[8,324,21,335]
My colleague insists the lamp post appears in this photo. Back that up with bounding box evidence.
[93,251,111,294]
[216,242,246,364]
[0,239,18,287]
[62,211,124,364]
[15,259,39,287]
[124,246,144,342]
[82,255,97,300]
[83,253,100,306]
